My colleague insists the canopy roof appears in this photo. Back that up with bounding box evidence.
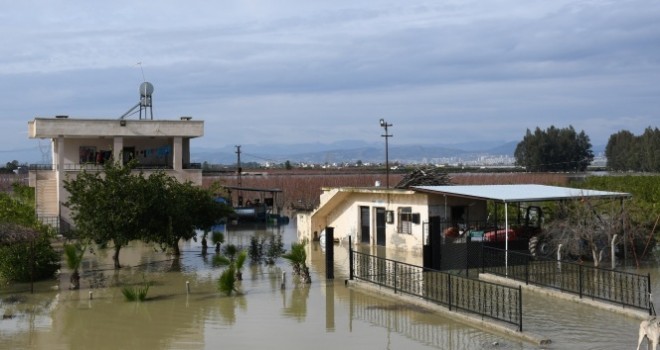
[223,185,282,193]
[412,184,631,203]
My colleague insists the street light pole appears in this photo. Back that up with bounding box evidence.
[379,119,393,188]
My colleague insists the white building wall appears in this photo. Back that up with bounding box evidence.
[304,189,430,253]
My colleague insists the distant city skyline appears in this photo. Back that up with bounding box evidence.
[2,0,658,164]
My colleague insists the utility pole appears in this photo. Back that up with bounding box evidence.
[236,145,243,205]
[379,119,393,188]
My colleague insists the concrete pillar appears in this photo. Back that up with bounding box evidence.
[56,136,65,218]
[173,137,183,171]
[113,137,124,164]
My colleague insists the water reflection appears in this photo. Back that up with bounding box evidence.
[2,222,658,349]
[282,285,309,321]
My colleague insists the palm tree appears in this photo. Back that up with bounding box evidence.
[224,244,238,261]
[212,231,224,254]
[215,246,247,294]
[235,251,247,281]
[218,266,237,296]
[282,242,311,284]
[63,243,86,289]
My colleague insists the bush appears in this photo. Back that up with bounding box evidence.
[121,281,151,301]
[0,232,60,283]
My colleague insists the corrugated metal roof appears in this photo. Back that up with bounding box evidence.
[412,184,631,203]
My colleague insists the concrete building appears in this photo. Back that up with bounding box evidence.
[27,115,204,229]
[297,184,631,270]
[297,186,488,252]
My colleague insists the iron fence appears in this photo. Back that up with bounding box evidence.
[350,246,523,331]
[482,246,651,314]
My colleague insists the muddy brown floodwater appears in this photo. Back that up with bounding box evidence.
[0,221,657,349]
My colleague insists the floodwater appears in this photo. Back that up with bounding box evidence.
[0,221,656,350]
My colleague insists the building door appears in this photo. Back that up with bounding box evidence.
[122,147,135,164]
[376,207,386,246]
[360,206,370,243]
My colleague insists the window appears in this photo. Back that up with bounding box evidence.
[397,207,412,234]
[79,146,96,164]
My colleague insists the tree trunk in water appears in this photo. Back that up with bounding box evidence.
[170,257,182,272]
[70,270,80,290]
[301,264,312,284]
[113,246,121,269]
[172,241,181,256]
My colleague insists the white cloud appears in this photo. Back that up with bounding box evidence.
[1,0,658,161]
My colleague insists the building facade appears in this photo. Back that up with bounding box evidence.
[27,116,204,229]
[296,186,487,253]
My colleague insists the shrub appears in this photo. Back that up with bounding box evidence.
[0,226,59,283]
[121,282,151,302]
[218,266,237,296]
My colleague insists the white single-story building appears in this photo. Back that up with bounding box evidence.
[297,184,631,257]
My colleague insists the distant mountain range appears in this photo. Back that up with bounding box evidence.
[4,140,605,166]
[192,140,523,165]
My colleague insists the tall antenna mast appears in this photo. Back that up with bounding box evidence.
[137,61,146,82]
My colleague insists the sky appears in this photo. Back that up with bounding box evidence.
[1,0,659,163]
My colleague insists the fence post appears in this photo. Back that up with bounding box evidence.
[525,255,529,285]
[579,264,583,299]
[349,236,354,281]
[393,262,398,294]
[481,243,485,274]
[518,285,523,332]
[326,226,335,279]
[649,273,653,316]
[447,275,452,311]
[611,234,618,270]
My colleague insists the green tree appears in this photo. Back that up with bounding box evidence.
[140,172,232,256]
[4,160,19,173]
[65,162,232,265]
[1,184,39,226]
[514,125,593,172]
[606,127,660,172]
[0,224,59,283]
[282,242,311,284]
[64,161,145,269]
[63,242,86,289]
[0,185,59,283]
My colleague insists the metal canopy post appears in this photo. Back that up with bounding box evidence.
[505,201,509,275]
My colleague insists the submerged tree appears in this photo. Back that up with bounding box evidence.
[65,162,232,266]
[64,161,144,269]
[282,242,311,284]
[215,246,247,295]
[265,233,285,265]
[218,265,238,296]
[140,172,232,256]
[212,231,225,254]
[63,242,86,289]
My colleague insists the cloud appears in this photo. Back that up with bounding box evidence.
[1,0,658,162]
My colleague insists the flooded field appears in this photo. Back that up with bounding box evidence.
[0,221,656,349]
